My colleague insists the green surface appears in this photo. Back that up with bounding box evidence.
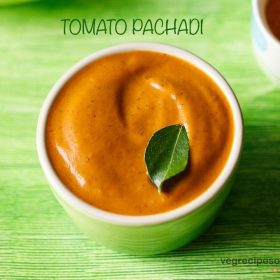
[1,0,280,279]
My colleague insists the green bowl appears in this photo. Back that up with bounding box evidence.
[37,43,243,255]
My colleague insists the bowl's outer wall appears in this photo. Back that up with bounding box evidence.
[51,174,235,255]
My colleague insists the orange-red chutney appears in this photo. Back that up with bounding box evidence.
[266,0,280,41]
[46,51,234,215]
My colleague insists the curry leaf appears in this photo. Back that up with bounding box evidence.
[144,124,189,191]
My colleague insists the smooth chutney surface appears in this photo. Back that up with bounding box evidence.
[46,51,234,215]
[266,0,280,41]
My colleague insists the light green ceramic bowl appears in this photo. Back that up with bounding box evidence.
[37,43,243,255]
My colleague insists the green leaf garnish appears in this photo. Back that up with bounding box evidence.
[144,124,189,192]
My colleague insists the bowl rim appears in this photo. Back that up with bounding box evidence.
[252,0,280,48]
[36,42,243,226]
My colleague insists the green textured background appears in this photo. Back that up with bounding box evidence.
[1,0,280,279]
